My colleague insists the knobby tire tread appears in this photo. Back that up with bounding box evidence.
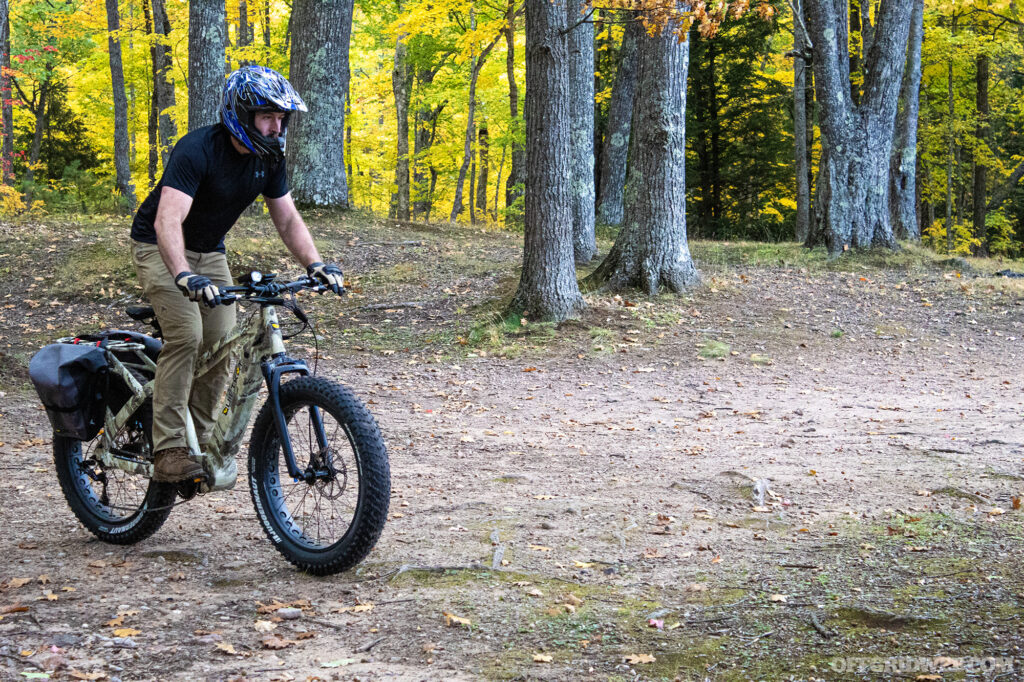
[248,376,390,575]
[53,370,175,545]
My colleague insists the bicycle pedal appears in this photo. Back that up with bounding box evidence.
[174,474,207,501]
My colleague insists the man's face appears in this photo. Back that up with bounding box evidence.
[254,111,285,138]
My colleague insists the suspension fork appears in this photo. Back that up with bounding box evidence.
[261,356,330,481]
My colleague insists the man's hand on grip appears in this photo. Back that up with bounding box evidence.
[175,271,222,307]
[307,262,345,295]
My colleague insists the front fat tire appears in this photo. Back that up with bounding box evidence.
[248,376,390,575]
[53,438,176,545]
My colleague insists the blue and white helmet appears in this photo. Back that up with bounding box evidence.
[221,65,307,160]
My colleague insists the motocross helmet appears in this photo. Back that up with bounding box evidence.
[221,65,307,160]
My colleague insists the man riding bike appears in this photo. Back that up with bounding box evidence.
[129,65,344,484]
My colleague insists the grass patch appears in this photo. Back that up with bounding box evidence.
[56,241,136,297]
[698,339,731,359]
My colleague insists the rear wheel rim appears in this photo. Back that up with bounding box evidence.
[69,416,153,522]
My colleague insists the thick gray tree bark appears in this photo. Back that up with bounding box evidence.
[889,0,923,242]
[188,0,225,130]
[504,0,525,219]
[808,0,915,257]
[511,0,584,321]
[287,0,354,207]
[105,0,137,211]
[391,35,411,220]
[595,18,639,227]
[567,0,595,263]
[0,0,13,184]
[151,0,177,165]
[584,16,698,295]
[793,0,811,243]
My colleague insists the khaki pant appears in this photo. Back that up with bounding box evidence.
[131,241,236,453]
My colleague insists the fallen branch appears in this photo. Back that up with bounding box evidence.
[355,635,386,653]
[810,614,833,639]
[354,241,424,247]
[358,302,425,310]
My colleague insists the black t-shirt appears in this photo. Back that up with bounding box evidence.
[131,124,289,253]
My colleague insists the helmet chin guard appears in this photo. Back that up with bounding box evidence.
[222,66,307,160]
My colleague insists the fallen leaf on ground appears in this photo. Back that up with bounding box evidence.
[564,593,583,606]
[321,659,356,668]
[624,653,656,664]
[988,508,1005,516]
[573,561,594,569]
[443,611,471,627]
[214,641,238,655]
[528,544,552,552]
[769,594,788,603]
[533,653,553,663]
[4,578,31,589]
[334,603,374,613]
[261,635,296,649]
[684,583,708,593]
[112,628,140,637]
[67,671,106,680]
[526,588,544,597]
[253,620,276,632]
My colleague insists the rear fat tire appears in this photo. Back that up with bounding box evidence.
[53,374,175,545]
[248,376,390,575]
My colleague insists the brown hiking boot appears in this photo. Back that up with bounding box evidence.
[152,447,205,483]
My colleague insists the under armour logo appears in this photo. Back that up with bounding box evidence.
[255,170,265,179]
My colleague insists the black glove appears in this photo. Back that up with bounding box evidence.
[175,271,222,307]
[307,262,345,295]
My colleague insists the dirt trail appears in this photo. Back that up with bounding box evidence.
[1,220,1023,680]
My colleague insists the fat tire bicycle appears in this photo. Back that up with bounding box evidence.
[48,272,390,575]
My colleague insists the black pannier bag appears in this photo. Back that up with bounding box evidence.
[29,343,109,441]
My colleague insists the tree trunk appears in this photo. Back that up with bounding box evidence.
[451,9,497,223]
[469,156,477,224]
[808,0,914,257]
[239,0,252,48]
[945,54,954,254]
[567,0,595,263]
[105,0,137,211]
[412,71,443,221]
[708,41,721,228]
[263,0,271,47]
[889,0,923,241]
[793,0,811,243]
[142,0,158,186]
[583,16,698,295]
[391,34,411,220]
[511,0,585,321]
[188,0,226,130]
[504,0,525,219]
[972,53,989,254]
[476,124,489,216]
[152,0,177,164]
[287,0,354,207]
[595,18,639,227]
[24,75,51,206]
[0,0,13,184]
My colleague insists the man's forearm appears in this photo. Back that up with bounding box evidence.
[277,214,321,267]
[155,217,191,278]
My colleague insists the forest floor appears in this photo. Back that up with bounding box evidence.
[0,212,1023,682]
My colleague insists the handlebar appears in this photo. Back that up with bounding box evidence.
[219,273,336,305]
